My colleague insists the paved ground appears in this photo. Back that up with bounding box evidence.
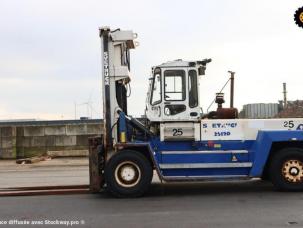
[1,180,303,228]
[1,159,303,227]
[0,158,89,188]
[0,158,161,189]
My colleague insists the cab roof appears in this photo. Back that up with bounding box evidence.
[155,59,212,68]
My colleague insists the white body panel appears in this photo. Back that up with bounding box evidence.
[160,122,200,141]
[160,118,303,141]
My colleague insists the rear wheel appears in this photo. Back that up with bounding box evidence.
[269,147,303,191]
[105,150,153,197]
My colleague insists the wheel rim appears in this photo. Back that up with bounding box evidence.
[282,159,303,183]
[300,12,303,23]
[114,161,141,187]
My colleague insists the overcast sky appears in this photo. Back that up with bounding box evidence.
[0,0,303,120]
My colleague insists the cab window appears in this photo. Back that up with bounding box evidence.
[188,70,198,108]
[164,70,185,101]
[150,68,162,105]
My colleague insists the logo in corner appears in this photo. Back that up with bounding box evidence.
[296,124,303,130]
[294,7,303,29]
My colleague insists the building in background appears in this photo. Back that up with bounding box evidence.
[239,100,303,119]
[239,103,281,119]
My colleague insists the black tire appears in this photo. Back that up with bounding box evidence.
[269,147,303,191]
[260,172,270,181]
[105,150,153,197]
[294,7,303,28]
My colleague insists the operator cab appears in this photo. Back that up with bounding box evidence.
[146,59,211,122]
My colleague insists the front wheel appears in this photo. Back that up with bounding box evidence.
[105,150,153,197]
[269,147,303,191]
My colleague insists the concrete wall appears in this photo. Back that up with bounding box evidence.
[0,127,17,159]
[0,119,103,159]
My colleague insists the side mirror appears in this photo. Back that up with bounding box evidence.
[198,66,206,75]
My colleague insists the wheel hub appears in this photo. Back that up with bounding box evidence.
[114,161,141,187]
[300,12,303,23]
[282,159,303,183]
[121,165,136,181]
[290,167,299,176]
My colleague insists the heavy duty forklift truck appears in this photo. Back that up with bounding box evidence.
[88,27,303,197]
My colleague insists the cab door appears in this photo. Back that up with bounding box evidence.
[146,68,200,122]
[162,69,188,121]
[148,68,162,120]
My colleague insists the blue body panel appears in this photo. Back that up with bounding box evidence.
[162,168,250,177]
[150,139,254,152]
[161,153,249,164]
[249,130,303,176]
[137,130,303,180]
[147,138,252,178]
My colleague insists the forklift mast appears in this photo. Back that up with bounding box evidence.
[99,27,138,150]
